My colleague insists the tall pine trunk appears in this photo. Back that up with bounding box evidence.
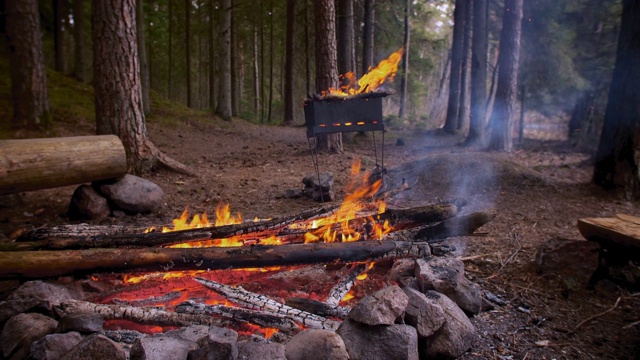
[54,0,67,73]
[137,0,151,114]
[465,0,488,145]
[6,0,51,129]
[487,0,524,152]
[267,0,274,123]
[337,0,355,78]
[216,0,232,120]
[253,22,260,121]
[168,0,173,99]
[314,0,342,153]
[283,0,296,125]
[230,0,239,117]
[72,0,86,82]
[398,0,410,119]
[362,0,375,76]
[458,0,472,131]
[444,0,466,133]
[185,0,192,108]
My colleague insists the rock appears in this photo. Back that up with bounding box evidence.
[7,280,77,309]
[162,325,210,359]
[30,332,83,360]
[205,326,238,360]
[59,334,127,360]
[130,335,194,360]
[0,298,50,323]
[348,285,408,326]
[95,174,164,213]
[67,185,110,221]
[1,313,58,359]
[310,189,335,202]
[284,189,305,199]
[415,257,482,315]
[388,259,419,289]
[402,287,446,338]
[238,340,286,360]
[285,329,348,360]
[57,314,104,334]
[302,172,334,191]
[420,291,476,359]
[337,319,418,360]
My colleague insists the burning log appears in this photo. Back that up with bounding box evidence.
[55,299,230,328]
[194,278,341,330]
[175,300,300,334]
[285,298,350,319]
[414,210,496,242]
[325,263,368,306]
[7,203,458,251]
[0,240,430,279]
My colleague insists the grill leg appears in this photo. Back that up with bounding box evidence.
[307,137,324,203]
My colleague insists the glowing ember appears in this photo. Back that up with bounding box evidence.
[323,47,405,97]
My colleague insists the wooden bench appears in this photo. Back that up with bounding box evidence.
[578,214,640,288]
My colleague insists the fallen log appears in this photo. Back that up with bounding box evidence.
[8,203,458,251]
[414,210,496,243]
[0,240,430,279]
[194,278,341,330]
[175,300,300,333]
[0,135,127,195]
[55,299,229,328]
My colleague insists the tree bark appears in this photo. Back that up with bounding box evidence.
[361,0,375,76]
[337,0,355,78]
[283,0,296,125]
[593,0,640,198]
[398,0,410,119]
[168,0,173,100]
[314,0,343,153]
[267,0,275,123]
[92,0,194,175]
[253,22,260,121]
[458,0,472,131]
[54,0,68,73]
[73,0,86,82]
[185,0,192,108]
[444,0,466,133]
[0,240,430,279]
[137,0,151,114]
[216,0,232,120]
[230,0,239,117]
[0,135,127,195]
[209,0,216,111]
[488,0,524,152]
[465,0,488,145]
[5,0,52,129]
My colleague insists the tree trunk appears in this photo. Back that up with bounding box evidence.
[305,0,313,95]
[5,0,51,129]
[137,0,151,114]
[267,0,274,123]
[209,0,216,111]
[398,0,410,119]
[283,0,296,125]
[465,0,488,145]
[168,0,173,99]
[0,135,127,195]
[593,0,640,198]
[92,0,194,176]
[54,0,67,73]
[443,0,466,133]
[216,0,232,120]
[314,0,343,153]
[337,0,355,78]
[457,0,472,131]
[362,0,375,76]
[72,0,86,82]
[185,0,192,108]
[487,0,524,152]
[253,22,260,121]
[230,0,239,117]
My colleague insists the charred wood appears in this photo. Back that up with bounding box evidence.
[111,291,182,307]
[0,240,430,279]
[325,263,367,306]
[285,297,349,319]
[194,278,341,330]
[414,210,496,243]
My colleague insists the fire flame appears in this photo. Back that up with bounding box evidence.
[324,47,405,97]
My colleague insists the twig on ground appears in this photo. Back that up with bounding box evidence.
[573,296,621,333]
[458,253,493,261]
[623,319,640,329]
[500,233,522,271]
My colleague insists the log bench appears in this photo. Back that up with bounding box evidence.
[578,214,640,288]
[0,135,127,195]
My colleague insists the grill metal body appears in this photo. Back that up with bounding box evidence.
[303,97,384,138]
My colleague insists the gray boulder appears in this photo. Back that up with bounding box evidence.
[205,326,238,360]
[1,313,58,360]
[285,329,348,360]
[238,340,286,360]
[95,174,164,213]
[402,287,446,338]
[337,319,418,360]
[348,285,408,326]
[57,314,104,334]
[68,185,110,221]
[30,332,83,360]
[59,334,127,360]
[130,335,194,360]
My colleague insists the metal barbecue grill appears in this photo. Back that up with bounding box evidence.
[303,94,388,201]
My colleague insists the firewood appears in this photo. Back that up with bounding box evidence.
[55,299,229,328]
[0,240,430,279]
[175,300,300,333]
[414,210,496,242]
[285,297,350,319]
[325,263,367,306]
[194,278,341,330]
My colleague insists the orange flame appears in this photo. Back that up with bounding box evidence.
[324,47,405,97]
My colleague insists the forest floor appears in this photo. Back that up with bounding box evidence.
[2,92,640,359]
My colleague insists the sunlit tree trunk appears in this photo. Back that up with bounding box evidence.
[465,0,487,145]
[488,0,524,152]
[398,0,410,119]
[92,0,193,175]
[216,0,232,120]
[73,0,86,82]
[6,0,51,129]
[444,0,466,133]
[283,0,296,125]
[593,0,640,198]
[137,0,151,114]
[314,0,342,153]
